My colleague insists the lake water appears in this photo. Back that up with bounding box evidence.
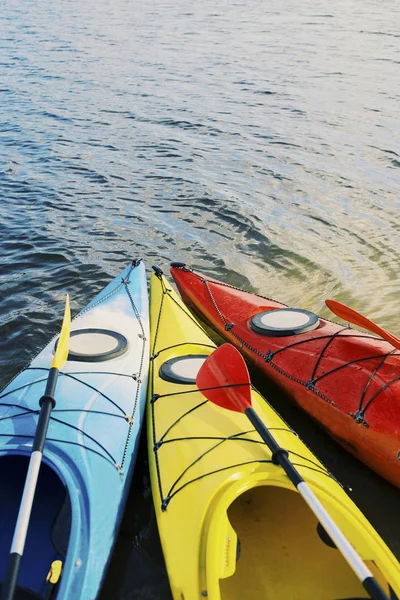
[1,0,399,597]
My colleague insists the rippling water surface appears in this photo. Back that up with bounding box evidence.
[1,0,400,597]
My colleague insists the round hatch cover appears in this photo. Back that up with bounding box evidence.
[250,308,320,337]
[55,328,128,362]
[159,355,209,384]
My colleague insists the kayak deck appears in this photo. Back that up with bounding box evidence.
[170,264,400,488]
[0,261,149,599]
[148,268,400,600]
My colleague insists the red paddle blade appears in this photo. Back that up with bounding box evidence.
[326,299,400,351]
[196,344,252,413]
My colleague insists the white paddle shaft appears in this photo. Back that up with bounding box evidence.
[10,451,42,556]
[298,481,373,582]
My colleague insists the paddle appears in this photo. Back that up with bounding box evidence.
[325,299,400,351]
[1,296,71,600]
[196,344,389,600]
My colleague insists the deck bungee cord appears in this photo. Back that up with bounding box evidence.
[0,370,138,467]
[197,269,400,422]
[170,264,400,487]
[151,378,335,511]
[149,270,334,512]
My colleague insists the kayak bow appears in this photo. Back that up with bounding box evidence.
[0,260,149,600]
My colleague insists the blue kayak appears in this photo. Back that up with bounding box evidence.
[0,260,149,600]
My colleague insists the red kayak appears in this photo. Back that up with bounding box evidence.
[170,263,400,488]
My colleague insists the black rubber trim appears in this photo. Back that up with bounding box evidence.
[363,576,391,600]
[159,354,209,384]
[54,328,128,363]
[317,522,337,549]
[170,262,187,268]
[152,265,163,277]
[250,308,320,337]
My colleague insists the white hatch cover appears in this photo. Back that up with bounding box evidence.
[250,308,320,337]
[159,355,209,384]
[55,328,128,362]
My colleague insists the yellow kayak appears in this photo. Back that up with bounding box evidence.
[147,267,400,600]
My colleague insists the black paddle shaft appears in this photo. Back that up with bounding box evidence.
[34,367,58,453]
[244,407,303,487]
[1,554,22,600]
